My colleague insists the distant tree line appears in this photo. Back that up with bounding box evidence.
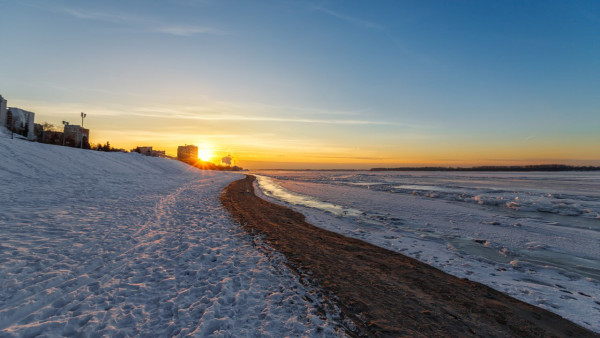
[40,122,62,132]
[371,165,600,172]
[93,141,121,152]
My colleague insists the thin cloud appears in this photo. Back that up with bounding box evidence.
[525,134,537,140]
[131,110,391,125]
[170,0,214,6]
[61,8,142,23]
[130,102,435,129]
[313,6,384,31]
[154,25,224,36]
[59,7,221,37]
[308,154,389,161]
[138,100,365,117]
[311,4,436,65]
[97,129,240,142]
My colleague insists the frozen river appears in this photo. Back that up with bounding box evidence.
[253,170,600,332]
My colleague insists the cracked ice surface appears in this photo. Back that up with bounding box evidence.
[253,170,600,333]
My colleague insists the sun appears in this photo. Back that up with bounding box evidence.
[197,144,215,162]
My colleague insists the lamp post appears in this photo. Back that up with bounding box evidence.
[80,112,86,149]
[62,121,69,146]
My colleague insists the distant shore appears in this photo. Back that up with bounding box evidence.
[221,175,596,336]
[371,164,600,172]
[254,164,600,172]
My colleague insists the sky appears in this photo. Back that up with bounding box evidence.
[1,0,599,169]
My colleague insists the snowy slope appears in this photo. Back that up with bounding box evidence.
[0,132,342,336]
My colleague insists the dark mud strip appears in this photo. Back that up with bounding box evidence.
[221,175,597,337]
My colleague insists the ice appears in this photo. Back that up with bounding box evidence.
[262,170,600,220]
[253,170,600,332]
[0,132,343,336]
[255,174,361,217]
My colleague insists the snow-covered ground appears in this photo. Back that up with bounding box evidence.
[0,132,342,336]
[253,170,600,333]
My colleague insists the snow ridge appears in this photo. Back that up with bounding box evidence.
[0,136,340,336]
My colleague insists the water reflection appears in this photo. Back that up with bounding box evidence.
[255,175,362,217]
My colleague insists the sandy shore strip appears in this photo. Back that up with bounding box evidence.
[221,175,597,337]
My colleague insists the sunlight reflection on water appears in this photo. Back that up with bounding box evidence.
[254,175,363,217]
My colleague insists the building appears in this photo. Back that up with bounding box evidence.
[1,95,36,140]
[0,95,7,129]
[177,144,198,162]
[152,150,166,157]
[64,124,90,148]
[5,107,36,141]
[33,123,65,145]
[221,154,233,166]
[132,146,167,157]
[137,146,153,156]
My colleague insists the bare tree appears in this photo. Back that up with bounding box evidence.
[41,122,62,132]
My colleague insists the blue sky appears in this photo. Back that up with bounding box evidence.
[1,0,599,168]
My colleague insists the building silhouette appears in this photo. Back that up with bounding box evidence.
[64,124,89,148]
[177,145,198,162]
[5,107,36,141]
[0,95,7,127]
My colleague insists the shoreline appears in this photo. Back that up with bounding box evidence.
[221,175,596,337]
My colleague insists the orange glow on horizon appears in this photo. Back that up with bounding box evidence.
[87,127,600,170]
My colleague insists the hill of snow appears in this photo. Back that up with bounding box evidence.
[0,131,341,336]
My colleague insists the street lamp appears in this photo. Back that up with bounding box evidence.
[62,121,69,146]
[80,112,86,149]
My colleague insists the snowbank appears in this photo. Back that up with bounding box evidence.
[0,134,341,336]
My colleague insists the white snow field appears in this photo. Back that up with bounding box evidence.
[0,133,342,336]
[253,170,600,333]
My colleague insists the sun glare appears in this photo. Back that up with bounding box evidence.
[197,144,215,161]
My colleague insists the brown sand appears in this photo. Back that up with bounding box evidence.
[221,175,597,337]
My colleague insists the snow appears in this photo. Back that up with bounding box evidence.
[2,128,597,335]
[0,132,342,336]
[253,170,600,333]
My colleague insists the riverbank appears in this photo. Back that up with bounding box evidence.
[221,175,596,337]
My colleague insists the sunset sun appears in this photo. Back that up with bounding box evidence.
[197,144,215,161]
